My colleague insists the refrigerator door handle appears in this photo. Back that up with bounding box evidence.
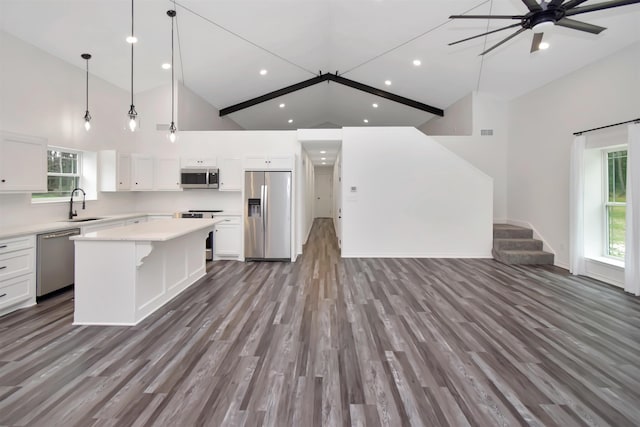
[263,184,268,237]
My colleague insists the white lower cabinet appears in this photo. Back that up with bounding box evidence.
[214,216,241,259]
[0,235,36,316]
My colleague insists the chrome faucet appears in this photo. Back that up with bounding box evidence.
[69,188,86,220]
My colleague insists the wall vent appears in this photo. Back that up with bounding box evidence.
[480,129,494,136]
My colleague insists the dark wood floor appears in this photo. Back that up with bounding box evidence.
[1,219,639,426]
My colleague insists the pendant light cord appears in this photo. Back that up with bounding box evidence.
[130,0,134,107]
[171,13,175,123]
[85,59,89,111]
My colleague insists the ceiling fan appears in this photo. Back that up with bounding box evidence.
[449,0,640,55]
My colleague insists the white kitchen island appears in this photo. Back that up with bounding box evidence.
[71,218,221,325]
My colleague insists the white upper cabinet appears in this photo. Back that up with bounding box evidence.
[181,158,217,168]
[218,157,242,191]
[131,154,154,191]
[244,155,293,171]
[100,150,131,192]
[154,157,181,191]
[0,132,47,192]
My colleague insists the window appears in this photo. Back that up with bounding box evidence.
[604,149,627,259]
[32,148,82,199]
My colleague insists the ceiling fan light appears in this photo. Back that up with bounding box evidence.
[539,41,550,50]
[532,20,554,33]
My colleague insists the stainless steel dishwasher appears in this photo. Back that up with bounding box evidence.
[36,228,81,297]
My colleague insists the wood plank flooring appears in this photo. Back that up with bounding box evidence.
[1,218,640,426]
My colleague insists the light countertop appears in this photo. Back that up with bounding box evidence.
[0,213,174,240]
[71,218,222,242]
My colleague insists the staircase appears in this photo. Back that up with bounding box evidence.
[492,224,554,265]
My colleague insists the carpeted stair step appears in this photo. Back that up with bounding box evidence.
[493,224,533,239]
[493,238,543,251]
[492,249,554,265]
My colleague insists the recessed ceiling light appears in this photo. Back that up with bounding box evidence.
[413,59,421,66]
[126,36,138,44]
[288,119,293,123]
[279,103,285,108]
[372,103,378,108]
[260,69,268,76]
[539,42,550,50]
[384,80,391,86]
[363,119,369,123]
[321,157,326,160]
[322,162,326,165]
[161,63,171,70]
[320,150,326,154]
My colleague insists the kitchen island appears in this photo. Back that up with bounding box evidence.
[71,218,221,325]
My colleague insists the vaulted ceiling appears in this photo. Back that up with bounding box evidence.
[1,0,639,130]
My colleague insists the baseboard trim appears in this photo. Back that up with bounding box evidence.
[341,252,493,259]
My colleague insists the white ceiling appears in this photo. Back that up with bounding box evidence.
[1,0,639,134]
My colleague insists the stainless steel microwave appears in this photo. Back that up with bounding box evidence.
[180,168,219,189]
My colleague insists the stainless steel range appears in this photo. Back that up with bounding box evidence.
[179,210,223,260]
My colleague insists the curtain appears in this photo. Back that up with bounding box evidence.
[570,135,587,276]
[625,123,640,296]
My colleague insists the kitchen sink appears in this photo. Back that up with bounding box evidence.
[66,217,104,222]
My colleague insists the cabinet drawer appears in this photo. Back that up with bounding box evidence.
[0,248,34,281]
[0,235,35,255]
[0,274,34,310]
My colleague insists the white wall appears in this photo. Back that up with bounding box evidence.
[0,31,137,227]
[419,93,473,136]
[299,148,315,251]
[333,150,343,247]
[424,92,509,222]
[508,42,640,269]
[341,127,493,258]
[178,83,243,131]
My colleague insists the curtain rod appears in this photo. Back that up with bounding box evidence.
[573,118,640,136]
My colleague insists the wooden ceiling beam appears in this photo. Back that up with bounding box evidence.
[219,73,444,117]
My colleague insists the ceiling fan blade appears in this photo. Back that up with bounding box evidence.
[530,32,544,52]
[562,0,590,8]
[547,0,567,6]
[521,0,543,11]
[449,23,522,46]
[449,14,525,19]
[565,0,640,16]
[556,17,607,33]
[480,27,528,55]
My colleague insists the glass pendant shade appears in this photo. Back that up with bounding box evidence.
[169,121,177,143]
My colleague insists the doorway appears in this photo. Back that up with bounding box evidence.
[314,168,333,218]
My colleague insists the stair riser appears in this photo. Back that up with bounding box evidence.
[493,240,542,251]
[493,229,533,239]
[492,251,554,266]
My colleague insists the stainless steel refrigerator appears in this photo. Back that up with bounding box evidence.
[244,171,291,261]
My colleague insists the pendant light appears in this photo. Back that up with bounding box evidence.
[81,53,92,131]
[127,0,138,132]
[167,9,177,143]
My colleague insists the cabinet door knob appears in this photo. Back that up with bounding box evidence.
[1,179,5,183]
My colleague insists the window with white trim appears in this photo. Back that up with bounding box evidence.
[604,149,627,259]
[32,148,82,200]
